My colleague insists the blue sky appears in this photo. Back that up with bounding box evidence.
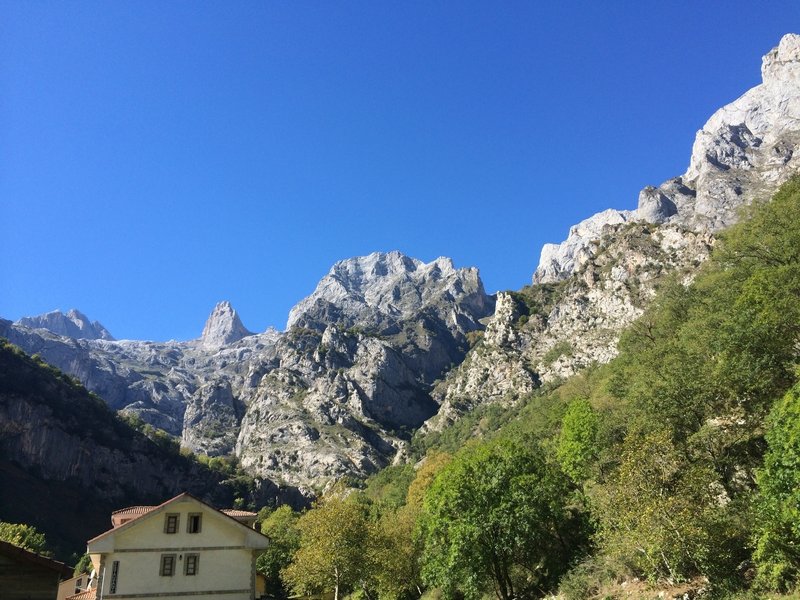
[2,2,798,341]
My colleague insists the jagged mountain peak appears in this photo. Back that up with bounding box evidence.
[200,301,253,349]
[16,308,115,341]
[534,33,800,284]
[761,32,800,84]
[285,251,488,332]
[329,251,423,287]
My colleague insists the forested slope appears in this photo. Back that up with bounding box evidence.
[257,178,800,600]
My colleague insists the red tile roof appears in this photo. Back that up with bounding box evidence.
[66,588,98,600]
[220,509,258,518]
[111,505,157,526]
[111,505,156,516]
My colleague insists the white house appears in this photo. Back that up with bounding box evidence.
[82,492,269,600]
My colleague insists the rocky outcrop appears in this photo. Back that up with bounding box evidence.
[200,301,253,349]
[428,34,800,430]
[535,33,800,285]
[16,309,115,341]
[535,210,632,284]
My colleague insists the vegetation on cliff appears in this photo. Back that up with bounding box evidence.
[256,178,800,599]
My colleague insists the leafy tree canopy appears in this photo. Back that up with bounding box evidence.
[0,521,51,556]
[420,436,587,600]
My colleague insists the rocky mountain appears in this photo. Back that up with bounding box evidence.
[3,34,798,493]
[1,252,492,492]
[426,33,800,430]
[16,309,115,341]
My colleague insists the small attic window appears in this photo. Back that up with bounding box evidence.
[187,513,202,533]
[164,513,179,534]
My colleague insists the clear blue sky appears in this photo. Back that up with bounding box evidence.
[2,2,798,341]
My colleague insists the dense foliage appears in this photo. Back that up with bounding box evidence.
[754,383,800,591]
[0,521,51,556]
[255,178,800,599]
[419,437,588,599]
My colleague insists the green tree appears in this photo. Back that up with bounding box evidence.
[753,382,800,591]
[366,450,452,600]
[420,437,586,600]
[556,397,598,482]
[406,451,452,508]
[282,492,371,600]
[257,505,300,598]
[0,521,51,556]
[73,553,93,576]
[371,504,425,600]
[593,430,719,583]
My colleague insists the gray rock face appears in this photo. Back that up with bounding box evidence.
[535,209,632,284]
[534,33,800,285]
[429,34,800,430]
[16,309,115,341]
[289,251,491,334]
[3,252,493,491]
[200,301,253,349]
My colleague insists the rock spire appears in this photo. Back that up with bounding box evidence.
[200,301,252,348]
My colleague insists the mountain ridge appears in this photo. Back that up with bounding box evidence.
[16,309,115,341]
[3,33,800,494]
[534,32,800,285]
[2,251,492,491]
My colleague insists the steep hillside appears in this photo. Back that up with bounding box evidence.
[305,176,800,600]
[426,33,800,431]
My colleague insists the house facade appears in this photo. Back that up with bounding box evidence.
[57,573,92,600]
[85,493,269,600]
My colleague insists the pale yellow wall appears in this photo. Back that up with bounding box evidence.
[56,574,87,600]
[89,498,267,600]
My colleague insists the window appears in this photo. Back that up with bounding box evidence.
[164,513,180,534]
[109,561,119,593]
[185,553,200,576]
[187,513,202,533]
[160,554,176,576]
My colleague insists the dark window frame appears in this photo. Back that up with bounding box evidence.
[187,512,202,534]
[160,554,177,577]
[164,513,180,534]
[109,560,119,593]
[185,553,200,576]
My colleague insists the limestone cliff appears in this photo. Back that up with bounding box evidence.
[16,309,115,341]
[535,33,800,285]
[427,34,800,430]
